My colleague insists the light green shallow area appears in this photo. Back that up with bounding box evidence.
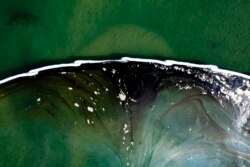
[0,0,249,77]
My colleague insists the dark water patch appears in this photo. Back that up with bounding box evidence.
[6,12,39,26]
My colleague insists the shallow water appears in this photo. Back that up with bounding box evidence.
[0,59,249,166]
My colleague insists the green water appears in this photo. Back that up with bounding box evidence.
[0,0,249,78]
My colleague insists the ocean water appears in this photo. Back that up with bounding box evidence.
[0,0,250,77]
[0,58,249,167]
[0,1,249,166]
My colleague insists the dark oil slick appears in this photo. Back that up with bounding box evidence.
[0,59,249,167]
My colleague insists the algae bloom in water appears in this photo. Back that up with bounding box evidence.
[0,58,249,167]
